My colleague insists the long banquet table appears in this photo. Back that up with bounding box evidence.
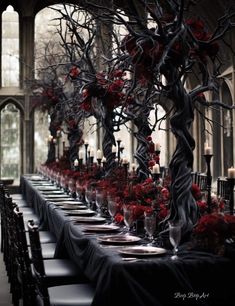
[20,175,235,306]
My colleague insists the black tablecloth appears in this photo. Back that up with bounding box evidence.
[20,176,235,306]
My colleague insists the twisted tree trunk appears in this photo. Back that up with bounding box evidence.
[160,83,199,241]
[134,115,151,181]
[68,127,83,168]
[102,112,116,176]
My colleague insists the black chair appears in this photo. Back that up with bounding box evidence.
[27,220,94,306]
[217,177,230,200]
[217,176,231,212]
[12,209,91,306]
[197,173,207,191]
[0,183,10,254]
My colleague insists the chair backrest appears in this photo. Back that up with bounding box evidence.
[217,177,230,200]
[27,220,49,305]
[13,207,32,272]
[27,220,46,276]
[197,173,207,191]
[13,207,36,305]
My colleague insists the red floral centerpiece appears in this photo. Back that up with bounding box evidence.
[192,213,235,255]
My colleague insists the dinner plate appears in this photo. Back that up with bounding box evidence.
[60,204,87,210]
[28,175,45,181]
[42,190,65,194]
[45,194,70,198]
[82,225,120,233]
[118,246,167,256]
[46,198,73,202]
[64,209,96,216]
[97,235,141,244]
[72,216,106,223]
[38,187,59,191]
[59,200,85,205]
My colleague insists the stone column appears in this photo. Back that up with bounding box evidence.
[19,15,35,173]
[19,15,35,89]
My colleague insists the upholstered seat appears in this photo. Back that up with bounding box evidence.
[31,259,88,287]
[47,284,94,306]
[28,242,57,259]
[26,230,56,244]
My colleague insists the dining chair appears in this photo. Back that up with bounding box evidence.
[12,209,90,306]
[196,173,207,191]
[27,220,95,306]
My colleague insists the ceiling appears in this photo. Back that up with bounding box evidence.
[0,0,234,71]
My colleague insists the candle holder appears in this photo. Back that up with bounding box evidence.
[227,178,235,215]
[117,140,121,164]
[203,154,213,213]
[152,173,161,183]
[97,158,102,167]
[102,161,106,171]
[90,156,94,168]
[85,143,89,165]
[155,150,161,165]
[79,158,83,168]
[74,166,79,172]
[123,163,129,180]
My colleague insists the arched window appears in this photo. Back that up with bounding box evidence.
[1,5,19,87]
[0,102,21,183]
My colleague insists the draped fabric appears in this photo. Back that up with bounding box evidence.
[21,176,235,306]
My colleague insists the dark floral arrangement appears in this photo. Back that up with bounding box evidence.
[192,213,235,255]
[80,69,129,112]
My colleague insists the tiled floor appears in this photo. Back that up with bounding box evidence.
[0,225,13,306]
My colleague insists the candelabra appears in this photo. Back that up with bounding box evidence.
[227,178,235,215]
[203,154,213,213]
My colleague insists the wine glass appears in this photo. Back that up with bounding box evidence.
[95,188,106,216]
[85,186,95,209]
[168,220,182,260]
[107,196,119,224]
[123,205,134,233]
[144,211,156,246]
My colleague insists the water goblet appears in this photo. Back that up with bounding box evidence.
[144,211,156,246]
[85,186,95,209]
[95,189,105,216]
[107,196,119,224]
[123,205,134,233]
[168,220,182,260]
